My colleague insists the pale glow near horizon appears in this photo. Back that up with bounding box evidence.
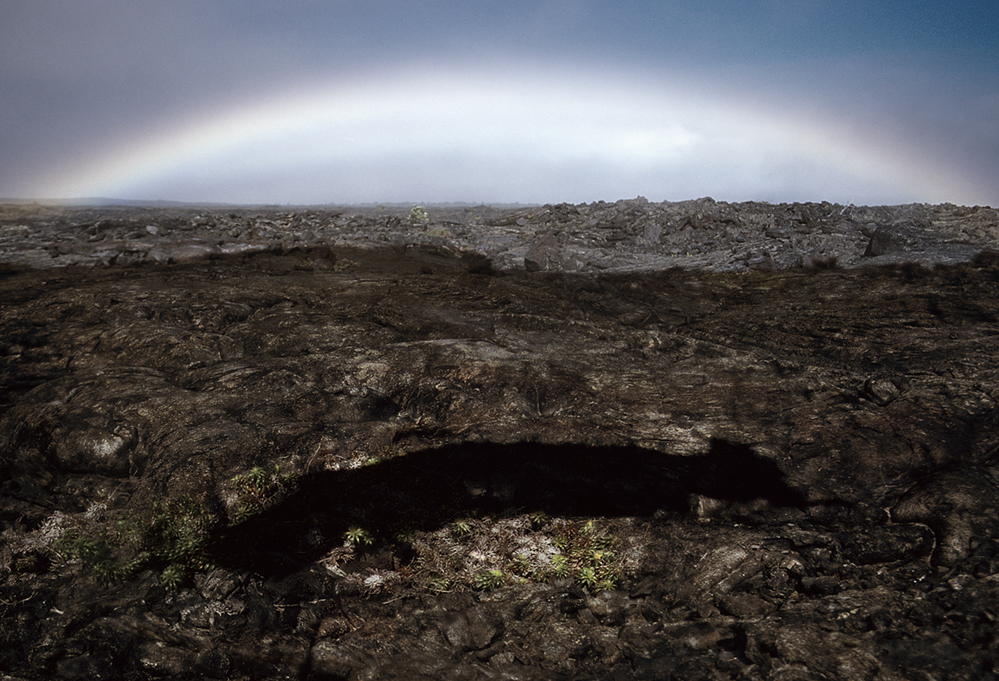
[38,66,987,206]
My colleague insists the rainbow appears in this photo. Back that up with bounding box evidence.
[36,65,988,205]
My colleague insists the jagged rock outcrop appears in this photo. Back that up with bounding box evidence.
[3,198,998,273]
[2,200,999,680]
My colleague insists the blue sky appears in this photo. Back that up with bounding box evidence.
[2,1,997,206]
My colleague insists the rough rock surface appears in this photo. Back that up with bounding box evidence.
[2,199,999,680]
[2,197,997,274]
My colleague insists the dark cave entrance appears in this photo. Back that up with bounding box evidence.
[213,438,805,577]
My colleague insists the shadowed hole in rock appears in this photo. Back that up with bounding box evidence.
[213,438,805,577]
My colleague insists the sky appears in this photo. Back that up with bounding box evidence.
[1,1,997,207]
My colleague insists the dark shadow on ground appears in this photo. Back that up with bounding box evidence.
[213,438,806,577]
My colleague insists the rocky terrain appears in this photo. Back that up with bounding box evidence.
[1,198,996,274]
[2,197,999,680]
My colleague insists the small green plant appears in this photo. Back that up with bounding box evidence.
[507,553,531,577]
[589,548,613,564]
[394,515,628,596]
[473,568,506,591]
[577,566,599,589]
[160,563,186,590]
[344,526,374,548]
[409,205,429,224]
[550,520,622,592]
[392,524,417,545]
[550,553,571,579]
[529,511,548,530]
[11,552,45,574]
[54,494,215,589]
[231,464,297,523]
[55,532,141,583]
[596,577,619,592]
[450,519,472,538]
[426,575,452,594]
